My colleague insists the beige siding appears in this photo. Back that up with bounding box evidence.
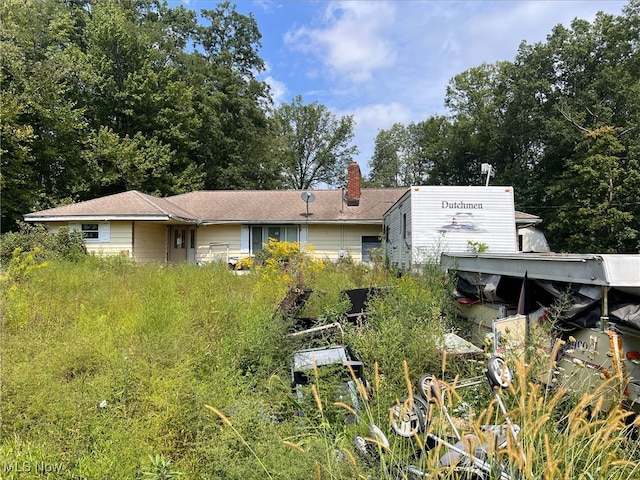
[45,222,65,235]
[45,221,382,264]
[307,224,382,262]
[195,225,243,264]
[46,221,133,258]
[133,222,167,263]
[88,221,132,257]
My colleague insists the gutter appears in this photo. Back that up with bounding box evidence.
[167,214,203,225]
[24,215,173,222]
[200,219,383,226]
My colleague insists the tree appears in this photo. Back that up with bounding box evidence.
[0,0,90,230]
[192,1,279,190]
[547,126,640,253]
[516,5,640,250]
[272,95,357,189]
[368,117,451,187]
[0,0,280,231]
[83,0,205,196]
[423,3,640,253]
[82,127,203,195]
[368,123,407,187]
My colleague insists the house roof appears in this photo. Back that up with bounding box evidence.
[170,188,407,224]
[23,190,198,223]
[23,187,541,225]
[514,210,542,226]
[24,188,409,225]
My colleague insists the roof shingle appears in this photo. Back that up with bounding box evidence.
[23,187,540,225]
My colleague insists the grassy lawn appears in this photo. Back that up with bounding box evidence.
[1,249,639,479]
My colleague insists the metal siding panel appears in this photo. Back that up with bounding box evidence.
[383,195,408,268]
[410,186,517,258]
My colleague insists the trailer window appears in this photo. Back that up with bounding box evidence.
[402,214,407,240]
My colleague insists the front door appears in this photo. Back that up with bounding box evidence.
[169,226,196,263]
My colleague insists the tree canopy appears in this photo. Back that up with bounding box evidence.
[0,0,279,232]
[2,0,640,254]
[272,95,357,190]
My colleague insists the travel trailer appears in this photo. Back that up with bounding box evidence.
[383,186,547,272]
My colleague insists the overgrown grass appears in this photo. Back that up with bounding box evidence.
[1,250,639,479]
[0,252,403,479]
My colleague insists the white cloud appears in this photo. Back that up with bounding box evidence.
[453,1,627,66]
[264,76,287,106]
[284,1,397,82]
[264,0,627,173]
[351,102,412,131]
[340,102,412,173]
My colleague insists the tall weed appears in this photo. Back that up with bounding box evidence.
[3,253,638,479]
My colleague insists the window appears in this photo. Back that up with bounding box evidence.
[251,225,298,253]
[81,223,99,239]
[361,235,382,263]
[174,229,187,249]
[402,213,407,240]
[70,223,110,242]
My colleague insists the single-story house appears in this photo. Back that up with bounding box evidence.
[24,162,406,264]
[23,162,546,264]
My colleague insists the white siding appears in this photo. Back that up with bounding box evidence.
[383,190,412,269]
[384,186,518,270]
[410,186,517,259]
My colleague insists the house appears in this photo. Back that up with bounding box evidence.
[23,162,546,265]
[24,162,406,264]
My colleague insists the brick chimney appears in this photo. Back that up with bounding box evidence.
[346,161,361,206]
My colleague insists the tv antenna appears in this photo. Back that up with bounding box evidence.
[481,163,495,186]
[301,192,315,218]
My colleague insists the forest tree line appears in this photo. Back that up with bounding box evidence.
[368,1,640,253]
[2,0,640,253]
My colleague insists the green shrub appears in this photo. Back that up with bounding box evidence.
[345,269,453,391]
[0,222,86,266]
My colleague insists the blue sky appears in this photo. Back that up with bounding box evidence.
[181,0,628,176]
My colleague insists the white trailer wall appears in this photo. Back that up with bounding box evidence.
[385,186,518,270]
[384,189,412,270]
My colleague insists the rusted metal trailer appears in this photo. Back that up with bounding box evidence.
[441,253,640,411]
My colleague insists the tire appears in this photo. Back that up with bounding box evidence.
[391,397,425,437]
[413,395,431,430]
[353,435,379,465]
[419,374,445,404]
[486,356,512,389]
